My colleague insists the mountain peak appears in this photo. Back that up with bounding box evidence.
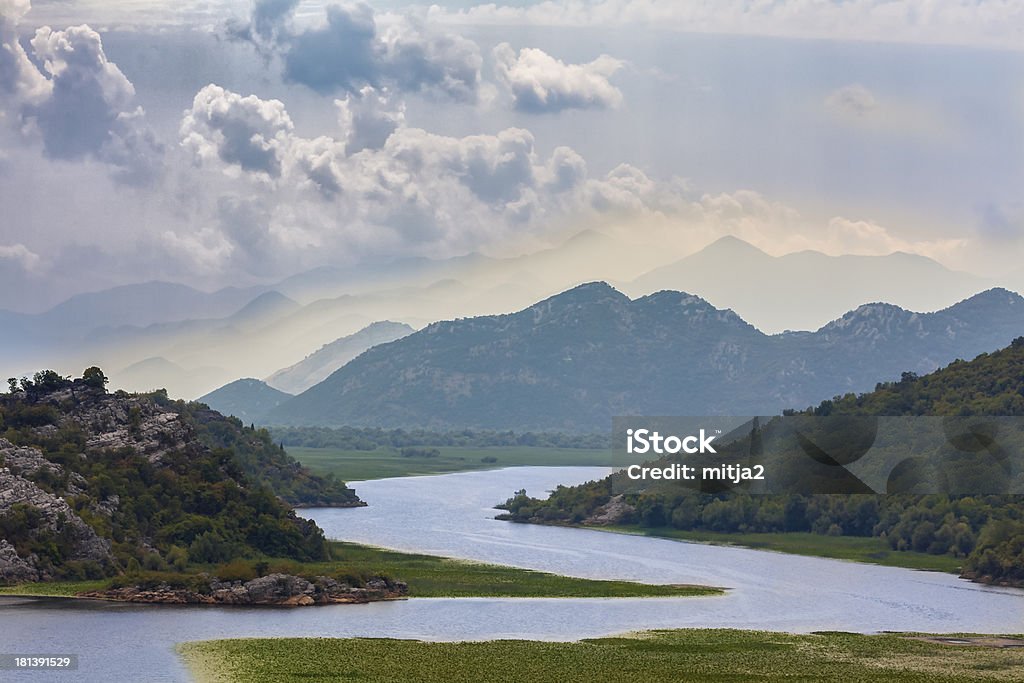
[818,301,913,332]
[200,378,293,423]
[230,291,299,320]
[540,281,629,306]
[696,235,769,260]
[951,287,1024,309]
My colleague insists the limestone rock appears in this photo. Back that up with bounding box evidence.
[0,466,113,582]
[0,439,62,478]
[0,539,39,583]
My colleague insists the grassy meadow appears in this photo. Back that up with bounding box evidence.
[0,542,720,600]
[180,629,1024,683]
[289,445,613,481]
[596,527,963,573]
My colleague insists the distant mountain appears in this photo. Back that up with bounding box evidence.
[110,356,233,401]
[200,379,294,423]
[266,321,414,394]
[222,291,301,331]
[625,236,989,333]
[8,281,266,331]
[265,283,1024,432]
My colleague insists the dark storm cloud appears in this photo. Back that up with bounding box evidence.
[230,2,482,102]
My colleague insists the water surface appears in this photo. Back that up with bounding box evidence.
[2,466,1021,682]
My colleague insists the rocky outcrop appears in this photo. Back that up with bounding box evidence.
[1,381,357,586]
[0,439,62,477]
[583,495,637,526]
[80,573,408,606]
[0,464,113,582]
[60,392,199,464]
[0,539,39,583]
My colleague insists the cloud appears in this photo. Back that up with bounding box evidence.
[335,86,405,155]
[172,82,708,272]
[493,43,624,113]
[0,242,41,272]
[0,0,48,104]
[159,226,235,274]
[230,2,483,102]
[978,202,1024,242]
[0,2,162,184]
[825,83,878,117]
[823,83,951,140]
[430,1,1024,52]
[181,83,973,276]
[227,0,298,46]
[821,216,966,260]
[181,84,295,178]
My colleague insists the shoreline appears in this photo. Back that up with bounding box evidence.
[0,541,724,603]
[502,519,967,575]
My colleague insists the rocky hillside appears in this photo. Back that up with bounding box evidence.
[0,369,360,585]
[267,283,1024,432]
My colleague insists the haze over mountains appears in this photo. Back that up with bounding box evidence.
[623,236,989,332]
[265,284,1024,432]
[1,231,1019,400]
[266,321,414,394]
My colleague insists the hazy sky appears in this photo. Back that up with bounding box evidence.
[1,0,1023,311]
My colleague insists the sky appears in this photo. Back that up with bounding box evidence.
[1,0,1023,312]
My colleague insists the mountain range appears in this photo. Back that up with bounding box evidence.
[623,236,988,332]
[3,232,1020,400]
[264,283,1024,432]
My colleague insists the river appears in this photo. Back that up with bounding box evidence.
[2,466,1022,682]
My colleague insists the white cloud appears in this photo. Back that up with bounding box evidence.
[821,216,967,260]
[0,242,41,272]
[429,1,1024,52]
[335,86,405,155]
[493,43,624,113]
[171,82,719,273]
[173,80,975,278]
[181,84,295,178]
[159,226,235,274]
[0,2,162,183]
[0,0,49,104]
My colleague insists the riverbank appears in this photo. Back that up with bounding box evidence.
[291,445,613,480]
[0,542,722,601]
[180,629,1024,683]
[578,526,963,573]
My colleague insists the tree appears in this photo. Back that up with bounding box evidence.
[32,370,67,392]
[82,366,109,391]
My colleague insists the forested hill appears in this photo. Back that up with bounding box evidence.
[0,369,360,584]
[499,339,1024,587]
[266,283,1024,432]
[803,336,1024,417]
